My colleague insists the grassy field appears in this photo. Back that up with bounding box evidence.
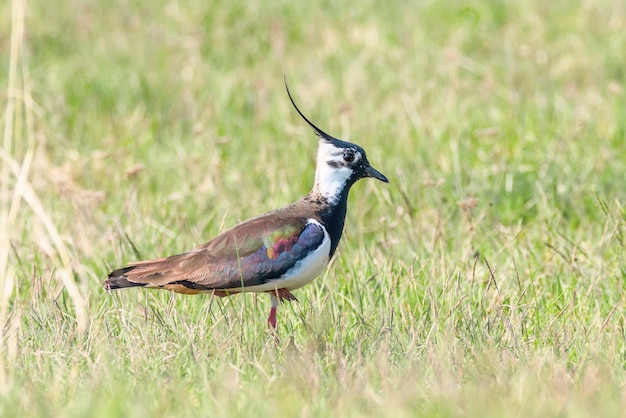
[2,0,626,416]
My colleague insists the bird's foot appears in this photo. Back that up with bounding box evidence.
[269,288,298,302]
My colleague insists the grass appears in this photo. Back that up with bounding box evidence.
[2,0,626,416]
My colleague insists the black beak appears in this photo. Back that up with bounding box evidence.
[364,165,389,183]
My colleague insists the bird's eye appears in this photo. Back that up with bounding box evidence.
[343,152,355,163]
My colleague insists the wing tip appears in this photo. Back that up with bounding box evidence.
[103,266,146,290]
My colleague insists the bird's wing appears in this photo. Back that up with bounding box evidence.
[109,216,326,291]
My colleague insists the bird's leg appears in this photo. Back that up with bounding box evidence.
[268,293,279,330]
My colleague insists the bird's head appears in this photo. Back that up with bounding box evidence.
[285,80,388,203]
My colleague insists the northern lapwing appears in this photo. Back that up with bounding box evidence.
[104,81,389,330]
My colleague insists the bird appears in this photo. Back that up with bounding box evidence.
[104,80,389,330]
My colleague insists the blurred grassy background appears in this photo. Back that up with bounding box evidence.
[1,0,626,416]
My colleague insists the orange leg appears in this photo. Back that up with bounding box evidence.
[268,293,279,329]
[266,289,297,330]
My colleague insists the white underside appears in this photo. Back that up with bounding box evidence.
[228,219,331,293]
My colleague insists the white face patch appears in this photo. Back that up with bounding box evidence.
[313,141,361,203]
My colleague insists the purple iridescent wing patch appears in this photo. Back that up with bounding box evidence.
[214,221,325,287]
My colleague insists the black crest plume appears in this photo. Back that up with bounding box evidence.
[284,76,336,143]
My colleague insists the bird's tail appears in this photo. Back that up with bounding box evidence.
[103,266,146,290]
